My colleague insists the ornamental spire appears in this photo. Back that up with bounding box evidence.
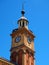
[17,3,28,29]
[21,3,25,16]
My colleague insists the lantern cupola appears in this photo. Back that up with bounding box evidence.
[17,7,29,29]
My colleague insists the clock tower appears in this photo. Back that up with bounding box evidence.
[10,8,35,65]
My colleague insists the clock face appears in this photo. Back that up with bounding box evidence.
[28,36,32,43]
[16,36,21,42]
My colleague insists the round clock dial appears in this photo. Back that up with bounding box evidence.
[16,36,21,42]
[28,36,32,43]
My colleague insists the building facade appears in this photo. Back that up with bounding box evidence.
[0,8,35,65]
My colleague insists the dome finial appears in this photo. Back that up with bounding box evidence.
[21,2,25,16]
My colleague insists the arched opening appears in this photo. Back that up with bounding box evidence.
[20,22,21,26]
[22,21,24,27]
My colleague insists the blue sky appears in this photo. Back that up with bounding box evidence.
[0,0,49,65]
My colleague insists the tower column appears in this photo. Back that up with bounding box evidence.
[29,54,31,65]
[22,50,26,65]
